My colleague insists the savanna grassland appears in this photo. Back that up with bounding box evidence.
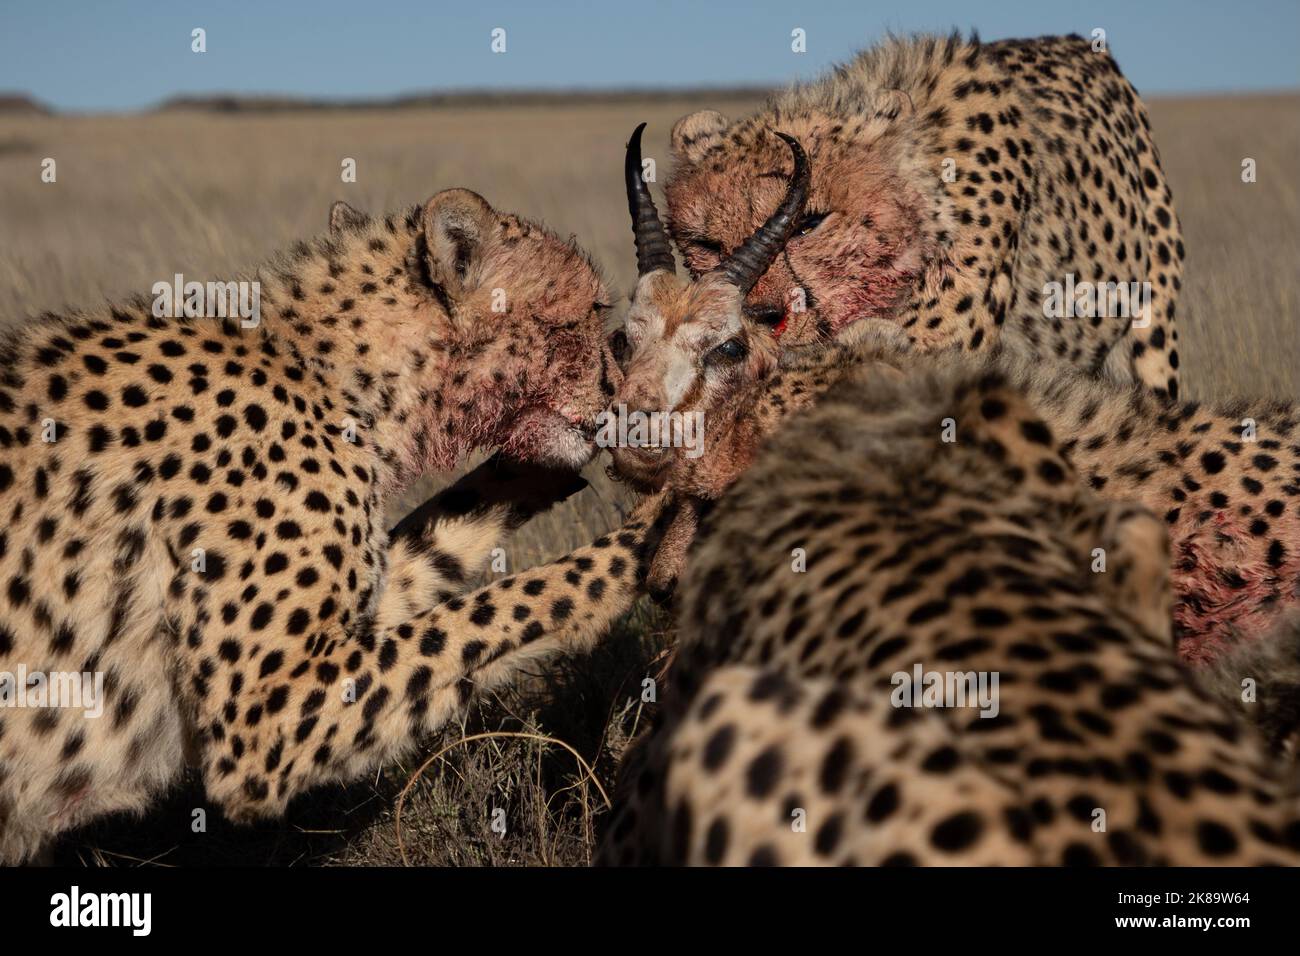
[0,90,1296,865]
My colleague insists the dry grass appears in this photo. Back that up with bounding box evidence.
[3,91,1296,865]
[1147,95,1300,399]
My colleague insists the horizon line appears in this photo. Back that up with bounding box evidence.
[3,84,1298,117]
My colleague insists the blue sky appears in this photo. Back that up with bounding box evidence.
[3,0,1297,111]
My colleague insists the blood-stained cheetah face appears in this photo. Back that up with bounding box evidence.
[610,124,808,489]
[384,189,613,470]
[665,109,936,343]
[460,216,614,469]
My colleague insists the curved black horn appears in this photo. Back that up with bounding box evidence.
[715,131,810,294]
[625,123,676,277]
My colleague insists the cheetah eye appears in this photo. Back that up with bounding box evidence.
[706,337,747,364]
[794,211,828,237]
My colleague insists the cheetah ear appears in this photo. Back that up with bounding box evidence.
[1093,503,1173,646]
[328,200,368,234]
[421,188,497,295]
[874,88,915,121]
[838,318,914,360]
[671,110,730,165]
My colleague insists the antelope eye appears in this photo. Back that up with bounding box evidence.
[690,237,725,254]
[795,212,828,237]
[707,337,747,364]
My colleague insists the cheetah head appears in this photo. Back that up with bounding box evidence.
[664,106,939,342]
[416,189,615,469]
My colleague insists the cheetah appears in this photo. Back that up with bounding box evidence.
[600,361,1299,866]
[0,188,674,862]
[615,117,1296,684]
[657,33,1184,398]
[638,324,1300,670]
[623,311,1300,756]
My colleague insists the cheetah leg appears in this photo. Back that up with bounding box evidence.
[389,453,589,559]
[1127,140,1184,400]
[376,454,588,627]
[1124,304,1180,400]
[437,491,676,715]
[200,492,675,821]
[645,495,703,599]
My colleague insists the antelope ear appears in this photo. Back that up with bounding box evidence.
[671,110,730,165]
[421,188,497,294]
[328,200,368,234]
